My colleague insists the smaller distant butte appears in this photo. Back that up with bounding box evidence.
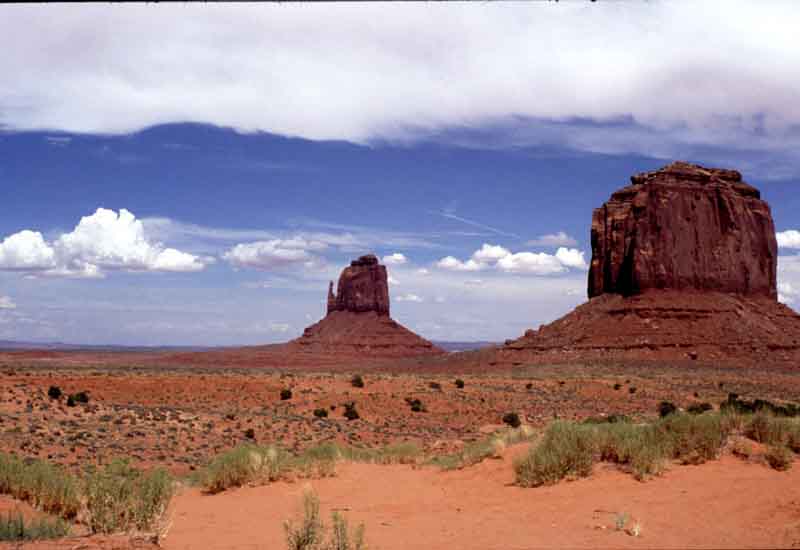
[289,254,443,358]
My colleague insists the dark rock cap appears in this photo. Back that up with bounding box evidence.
[588,162,777,299]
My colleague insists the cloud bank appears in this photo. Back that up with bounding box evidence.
[2,2,800,162]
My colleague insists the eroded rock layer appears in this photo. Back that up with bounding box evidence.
[500,291,800,364]
[589,162,777,298]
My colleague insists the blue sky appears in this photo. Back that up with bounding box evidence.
[1,3,799,345]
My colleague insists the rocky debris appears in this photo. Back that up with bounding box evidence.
[588,162,777,299]
[327,254,390,316]
[502,162,799,365]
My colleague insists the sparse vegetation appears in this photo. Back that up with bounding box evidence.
[765,445,793,471]
[455,379,465,389]
[657,401,677,417]
[502,412,522,428]
[430,426,535,470]
[515,421,595,487]
[85,459,173,534]
[281,388,293,401]
[0,453,80,519]
[202,444,289,494]
[0,511,70,542]
[343,402,360,421]
[428,381,441,391]
[47,386,62,400]
[313,408,329,418]
[350,375,364,389]
[284,489,366,550]
[406,397,426,413]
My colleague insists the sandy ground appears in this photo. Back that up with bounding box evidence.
[162,448,800,550]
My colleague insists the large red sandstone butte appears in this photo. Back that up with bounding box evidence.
[291,254,443,357]
[501,162,800,365]
[589,162,777,298]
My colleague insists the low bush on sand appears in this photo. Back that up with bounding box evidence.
[514,421,595,487]
[516,406,798,488]
[202,444,290,494]
[85,459,173,534]
[284,489,366,550]
[430,426,535,470]
[0,453,172,538]
[0,511,70,542]
[0,454,80,519]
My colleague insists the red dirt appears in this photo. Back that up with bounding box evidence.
[161,448,800,550]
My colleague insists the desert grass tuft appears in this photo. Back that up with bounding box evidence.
[202,444,290,493]
[514,421,595,487]
[0,511,70,541]
[0,453,80,519]
[284,488,366,550]
[430,426,536,470]
[85,459,173,534]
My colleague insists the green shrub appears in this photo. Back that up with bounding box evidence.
[746,412,792,446]
[0,454,80,519]
[502,412,521,428]
[0,511,70,541]
[350,375,364,389]
[85,459,173,534]
[281,389,293,401]
[313,408,329,418]
[660,413,726,465]
[244,428,256,440]
[514,421,595,487]
[47,386,62,400]
[405,398,425,413]
[765,445,793,471]
[455,379,465,389]
[343,402,360,421]
[202,445,288,494]
[284,489,367,550]
[657,401,677,418]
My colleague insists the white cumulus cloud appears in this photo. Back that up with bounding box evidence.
[526,232,578,248]
[0,296,16,309]
[382,253,408,265]
[777,230,800,249]
[224,238,327,270]
[0,208,205,277]
[396,293,423,303]
[436,243,588,276]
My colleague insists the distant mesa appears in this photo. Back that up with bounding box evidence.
[290,254,443,358]
[501,162,800,365]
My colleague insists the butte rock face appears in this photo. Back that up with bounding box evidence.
[500,162,800,365]
[588,162,777,299]
[290,254,443,358]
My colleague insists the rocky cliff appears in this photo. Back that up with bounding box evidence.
[327,255,391,316]
[588,162,777,299]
